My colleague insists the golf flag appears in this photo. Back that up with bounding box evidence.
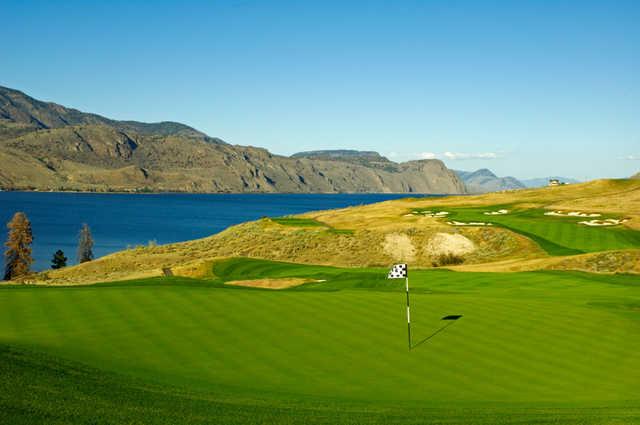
[388,263,411,349]
[388,263,407,279]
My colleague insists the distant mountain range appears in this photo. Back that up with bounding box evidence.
[631,172,640,180]
[0,86,464,194]
[454,169,525,193]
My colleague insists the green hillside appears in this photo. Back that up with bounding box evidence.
[2,258,639,424]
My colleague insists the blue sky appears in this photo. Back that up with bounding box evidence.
[2,0,639,180]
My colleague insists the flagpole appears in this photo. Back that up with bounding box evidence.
[406,276,411,350]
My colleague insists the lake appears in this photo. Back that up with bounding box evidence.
[0,192,441,271]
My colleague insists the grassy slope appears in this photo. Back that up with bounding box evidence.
[2,258,640,423]
[2,346,638,425]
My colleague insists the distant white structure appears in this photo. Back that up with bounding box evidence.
[548,179,561,186]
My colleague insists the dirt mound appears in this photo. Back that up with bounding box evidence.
[226,278,316,289]
[426,233,476,257]
[382,233,416,262]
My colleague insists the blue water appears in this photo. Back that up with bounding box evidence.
[0,192,442,271]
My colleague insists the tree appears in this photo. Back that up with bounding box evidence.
[51,249,67,269]
[3,212,33,280]
[77,223,94,263]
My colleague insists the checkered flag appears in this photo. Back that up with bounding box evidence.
[387,263,407,279]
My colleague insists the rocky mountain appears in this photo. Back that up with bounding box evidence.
[0,86,465,194]
[631,172,640,180]
[0,86,210,140]
[521,176,581,188]
[454,169,525,193]
[292,150,383,159]
[291,150,397,170]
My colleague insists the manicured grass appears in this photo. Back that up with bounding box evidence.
[1,258,640,423]
[271,216,354,234]
[271,217,327,227]
[424,205,640,255]
[7,347,639,425]
[3,346,639,425]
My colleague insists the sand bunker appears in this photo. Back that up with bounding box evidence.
[544,211,601,217]
[383,233,416,262]
[484,209,509,215]
[448,221,493,226]
[226,278,317,289]
[426,233,476,256]
[578,218,628,227]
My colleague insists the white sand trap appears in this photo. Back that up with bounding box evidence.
[484,209,509,215]
[426,233,476,256]
[544,210,601,217]
[448,221,493,226]
[383,233,416,262]
[568,211,601,217]
[579,218,628,227]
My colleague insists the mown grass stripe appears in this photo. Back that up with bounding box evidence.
[1,258,639,412]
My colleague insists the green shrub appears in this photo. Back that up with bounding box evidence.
[432,253,465,267]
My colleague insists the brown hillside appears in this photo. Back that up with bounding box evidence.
[0,86,465,194]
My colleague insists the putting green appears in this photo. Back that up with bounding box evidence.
[423,206,640,255]
[1,258,640,423]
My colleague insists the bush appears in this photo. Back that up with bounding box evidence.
[432,253,465,267]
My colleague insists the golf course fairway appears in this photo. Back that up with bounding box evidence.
[1,258,639,424]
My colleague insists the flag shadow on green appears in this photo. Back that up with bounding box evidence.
[412,315,462,350]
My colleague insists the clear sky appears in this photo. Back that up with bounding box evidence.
[2,0,639,180]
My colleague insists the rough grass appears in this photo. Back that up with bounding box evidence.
[2,258,640,423]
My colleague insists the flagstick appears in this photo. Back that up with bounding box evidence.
[406,276,411,350]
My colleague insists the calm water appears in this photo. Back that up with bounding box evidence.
[0,192,441,271]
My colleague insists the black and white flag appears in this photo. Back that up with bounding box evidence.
[387,263,407,279]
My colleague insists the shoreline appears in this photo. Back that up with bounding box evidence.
[0,189,459,196]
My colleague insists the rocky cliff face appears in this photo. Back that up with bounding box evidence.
[0,86,465,194]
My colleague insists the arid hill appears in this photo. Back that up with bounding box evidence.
[0,86,464,194]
